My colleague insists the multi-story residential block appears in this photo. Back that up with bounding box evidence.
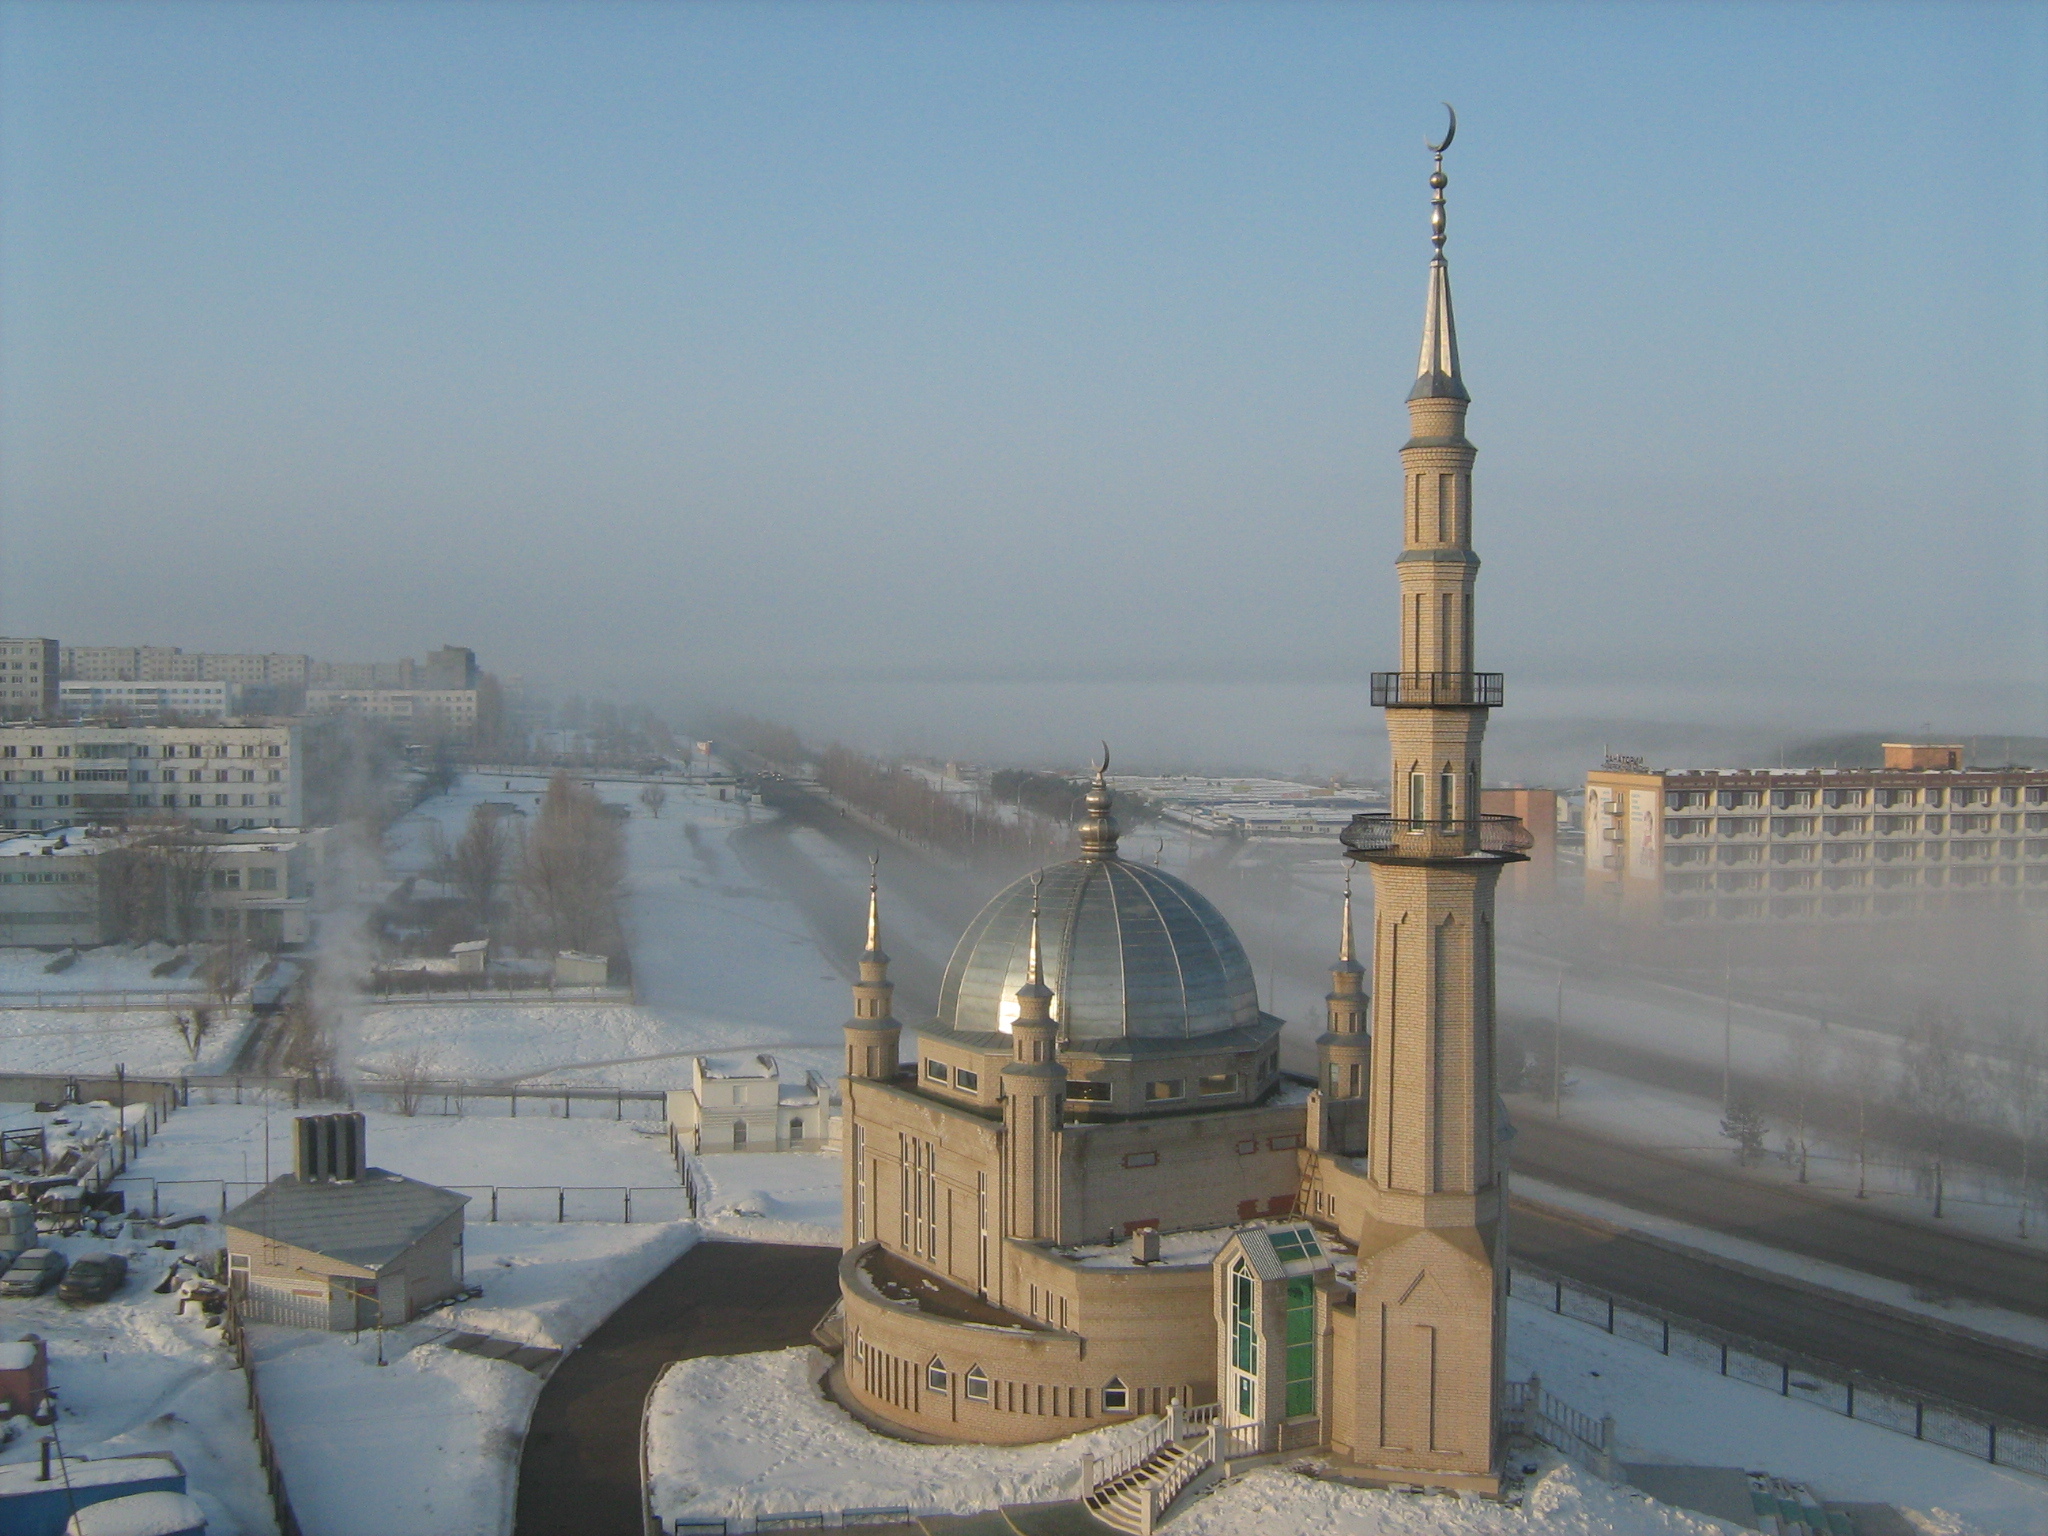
[1585,743,2048,923]
[58,680,240,720]
[0,722,303,833]
[0,640,58,719]
[0,827,107,945]
[60,647,308,686]
[303,688,478,734]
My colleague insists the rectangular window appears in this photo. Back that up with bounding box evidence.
[1197,1073,1237,1095]
[924,1059,949,1083]
[1284,1278,1317,1418]
[953,1067,979,1092]
[1144,1079,1182,1101]
[1066,1080,1109,1101]
[1121,1151,1159,1169]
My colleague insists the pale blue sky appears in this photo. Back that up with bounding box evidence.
[3,2,2043,763]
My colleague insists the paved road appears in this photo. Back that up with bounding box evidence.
[1510,1202,2048,1430]
[1509,1116,2048,1322]
[513,1240,842,1536]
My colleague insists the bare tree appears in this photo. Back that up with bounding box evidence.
[96,820,219,944]
[1900,1003,1974,1219]
[206,938,250,1005]
[638,784,668,819]
[1834,1035,1889,1200]
[387,1044,435,1117]
[517,774,625,956]
[1996,1016,2046,1239]
[448,806,510,933]
[1778,1027,1825,1184]
[173,1006,214,1062]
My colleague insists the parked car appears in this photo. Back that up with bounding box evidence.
[56,1252,126,1304]
[0,1249,64,1298]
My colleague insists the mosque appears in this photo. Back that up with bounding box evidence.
[826,126,1527,1493]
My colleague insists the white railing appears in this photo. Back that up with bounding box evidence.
[1079,1413,1173,1496]
[1503,1375,1619,1480]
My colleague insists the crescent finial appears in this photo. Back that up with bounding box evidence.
[1428,103,1456,156]
[1095,741,1110,782]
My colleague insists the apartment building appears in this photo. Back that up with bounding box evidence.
[60,647,309,687]
[58,680,239,720]
[0,722,304,833]
[1585,744,2048,923]
[303,688,478,734]
[0,640,58,719]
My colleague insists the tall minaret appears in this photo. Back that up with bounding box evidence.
[1316,869,1371,1151]
[844,857,901,1082]
[1000,882,1065,1243]
[1336,109,1520,1484]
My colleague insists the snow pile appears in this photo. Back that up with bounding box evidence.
[448,1220,699,1348]
[693,1151,842,1246]
[1177,1461,1731,1536]
[646,1348,1159,1525]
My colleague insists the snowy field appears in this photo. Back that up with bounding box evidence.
[0,943,218,996]
[0,1004,251,1078]
[0,1228,276,1535]
[693,1150,842,1246]
[348,774,851,1091]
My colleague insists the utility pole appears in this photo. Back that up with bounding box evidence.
[1721,947,1734,1113]
[1553,964,1565,1119]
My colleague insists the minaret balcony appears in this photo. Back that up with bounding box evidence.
[1371,671,1503,708]
[1340,813,1532,863]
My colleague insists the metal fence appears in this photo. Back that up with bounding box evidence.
[114,1177,697,1224]
[222,1278,305,1536]
[664,1510,914,1534]
[175,1074,669,1122]
[1507,1261,2048,1476]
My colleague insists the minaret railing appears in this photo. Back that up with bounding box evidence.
[1370,671,1502,708]
[1341,812,1531,860]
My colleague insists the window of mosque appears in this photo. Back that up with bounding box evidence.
[1102,1377,1129,1412]
[1284,1278,1317,1417]
[963,1366,989,1402]
[1066,1080,1110,1101]
[1144,1080,1183,1101]
[1198,1073,1237,1095]
[953,1067,979,1091]
[1231,1262,1258,1374]
[927,1359,949,1393]
[925,1059,949,1083]
[1267,1227,1322,1264]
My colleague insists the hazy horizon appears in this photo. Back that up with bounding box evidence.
[5,2,2044,770]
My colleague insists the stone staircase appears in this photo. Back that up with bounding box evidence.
[1074,1404,1241,1536]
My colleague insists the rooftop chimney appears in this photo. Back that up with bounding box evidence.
[293,1112,365,1182]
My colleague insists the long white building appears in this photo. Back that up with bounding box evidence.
[1,722,304,833]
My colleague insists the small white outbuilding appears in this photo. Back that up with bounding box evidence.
[666,1053,836,1154]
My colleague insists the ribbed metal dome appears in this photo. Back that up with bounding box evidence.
[936,859,1261,1041]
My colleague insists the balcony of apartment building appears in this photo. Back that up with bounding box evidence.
[1822,841,1868,864]
[1770,869,1816,892]
[1770,842,1818,864]
[1771,895,1819,919]
[1714,844,1764,868]
[1369,671,1504,708]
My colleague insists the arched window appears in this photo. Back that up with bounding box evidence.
[790,1117,805,1142]
[927,1358,949,1392]
[1101,1377,1129,1412]
[963,1365,990,1402]
[732,1121,747,1149]
[1231,1259,1258,1420]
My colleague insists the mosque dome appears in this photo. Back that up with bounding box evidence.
[932,764,1261,1042]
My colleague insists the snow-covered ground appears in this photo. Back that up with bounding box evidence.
[0,1004,251,1078]
[646,1347,1161,1527]
[112,1102,686,1209]
[0,1230,277,1535]
[0,943,217,996]
[644,1303,2046,1536]
[1507,1296,2048,1536]
[349,774,850,1092]
[692,1151,842,1246]
[250,1221,698,1536]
